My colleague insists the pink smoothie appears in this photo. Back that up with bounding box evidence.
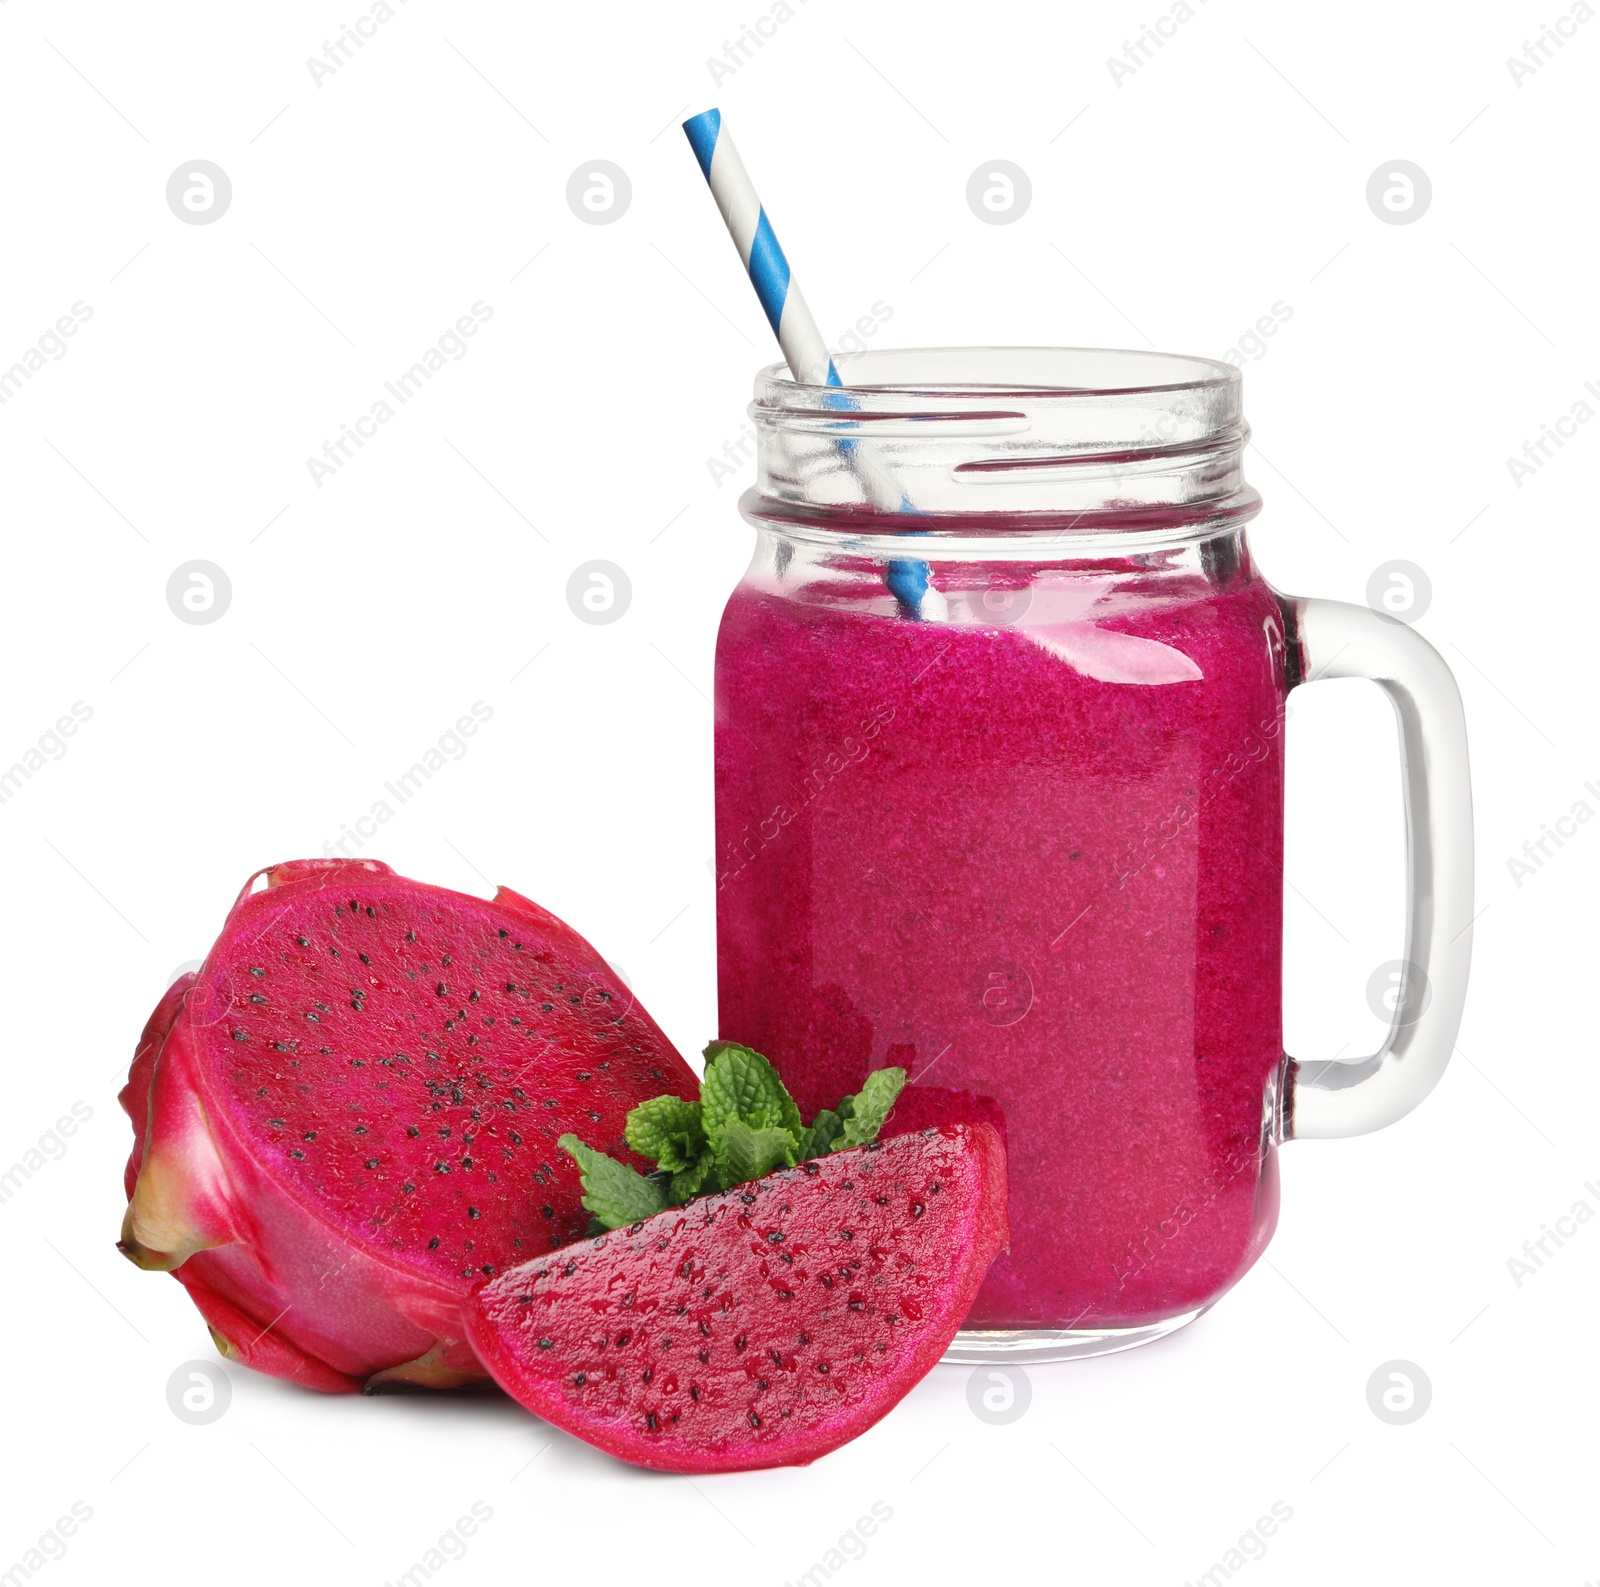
[715,552,1289,1329]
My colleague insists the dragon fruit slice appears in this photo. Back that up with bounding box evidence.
[118,858,699,1393]
[464,1123,1008,1470]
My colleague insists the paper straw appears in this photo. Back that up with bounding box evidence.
[682,108,944,621]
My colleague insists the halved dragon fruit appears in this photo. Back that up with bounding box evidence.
[118,858,699,1392]
[465,1123,1008,1471]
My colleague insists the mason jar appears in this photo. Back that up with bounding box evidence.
[711,347,1474,1363]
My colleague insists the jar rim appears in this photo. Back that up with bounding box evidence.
[754,345,1240,407]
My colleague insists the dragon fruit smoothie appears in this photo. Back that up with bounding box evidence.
[715,545,1288,1332]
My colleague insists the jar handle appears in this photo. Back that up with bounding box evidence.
[1284,598,1474,1140]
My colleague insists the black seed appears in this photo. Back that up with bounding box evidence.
[407,1125,420,1138]
[365,906,375,917]
[573,1372,586,1387]
[428,1236,440,1250]
[748,1412,761,1429]
[816,1362,830,1373]
[289,1148,305,1160]
[268,1117,285,1128]
[359,953,371,965]
[765,1231,784,1244]
[509,1131,522,1146]
[364,1158,380,1169]
[435,982,447,996]
[801,1161,819,1176]
[354,1125,368,1135]
[434,1162,450,1174]
[402,1183,415,1194]
[249,993,266,1005]
[645,1412,658,1432]
[295,935,310,947]
[231,1029,247,1041]
[303,1130,316,1141]
[468,1207,480,1219]
[536,1336,552,1348]
[461,1157,474,1169]
[406,930,417,943]
[498,928,509,938]
[249,966,265,978]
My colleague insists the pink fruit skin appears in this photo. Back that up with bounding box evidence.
[119,858,699,1392]
[465,1124,1009,1472]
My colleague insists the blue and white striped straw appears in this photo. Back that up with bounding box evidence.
[682,107,943,622]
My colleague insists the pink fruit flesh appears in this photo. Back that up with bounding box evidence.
[465,1124,1008,1472]
[118,858,699,1391]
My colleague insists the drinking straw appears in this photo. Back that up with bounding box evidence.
[682,107,944,621]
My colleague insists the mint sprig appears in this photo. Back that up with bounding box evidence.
[560,1044,907,1232]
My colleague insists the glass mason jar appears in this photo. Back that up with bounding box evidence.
[713,348,1473,1363]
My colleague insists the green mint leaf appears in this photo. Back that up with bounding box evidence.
[798,1108,846,1161]
[835,1066,907,1150]
[624,1095,706,1172]
[701,1042,803,1140]
[669,1148,717,1203]
[558,1133,670,1231]
[712,1119,799,1189]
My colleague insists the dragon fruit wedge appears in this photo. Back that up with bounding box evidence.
[118,858,699,1393]
[465,1123,1009,1471]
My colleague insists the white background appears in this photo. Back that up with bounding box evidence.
[1,1,1595,1583]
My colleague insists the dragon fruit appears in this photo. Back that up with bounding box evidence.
[118,858,699,1392]
[464,1123,1008,1471]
